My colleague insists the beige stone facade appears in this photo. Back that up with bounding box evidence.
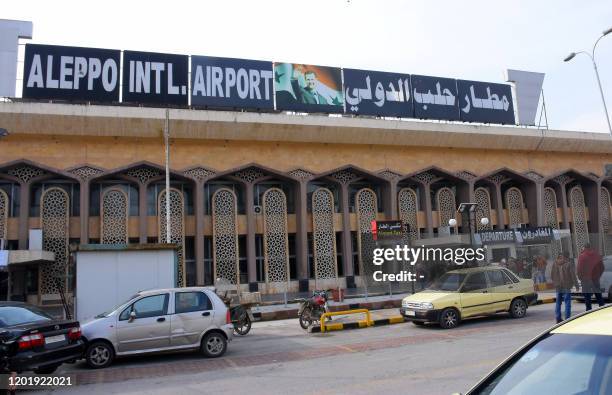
[0,102,611,300]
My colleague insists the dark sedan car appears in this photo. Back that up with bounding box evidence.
[0,302,85,374]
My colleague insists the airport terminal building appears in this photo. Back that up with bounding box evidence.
[0,29,611,307]
[1,101,612,305]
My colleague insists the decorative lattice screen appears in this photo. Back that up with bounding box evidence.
[263,188,290,286]
[474,187,492,231]
[312,188,337,281]
[101,188,128,244]
[505,187,524,228]
[436,187,456,235]
[601,187,612,255]
[40,187,69,295]
[544,187,562,259]
[356,188,377,285]
[0,190,7,241]
[569,186,589,255]
[159,188,186,287]
[212,188,239,285]
[398,188,419,241]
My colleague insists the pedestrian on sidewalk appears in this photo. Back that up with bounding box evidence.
[577,243,605,311]
[551,253,578,323]
[535,255,547,284]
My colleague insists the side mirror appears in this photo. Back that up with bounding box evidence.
[128,311,136,322]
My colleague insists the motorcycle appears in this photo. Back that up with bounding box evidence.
[296,290,330,330]
[214,278,257,336]
[229,304,253,336]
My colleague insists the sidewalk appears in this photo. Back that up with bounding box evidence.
[251,291,556,321]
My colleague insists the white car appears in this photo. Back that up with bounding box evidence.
[81,287,233,368]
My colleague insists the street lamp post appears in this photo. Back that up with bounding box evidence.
[564,27,612,137]
[450,203,489,266]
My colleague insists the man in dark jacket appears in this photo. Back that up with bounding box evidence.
[551,253,578,323]
[577,243,605,311]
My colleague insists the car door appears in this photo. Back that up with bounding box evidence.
[459,271,493,318]
[170,291,215,347]
[116,293,171,353]
[486,269,514,311]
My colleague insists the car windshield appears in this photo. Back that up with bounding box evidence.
[472,333,612,395]
[428,273,467,291]
[95,293,140,318]
[0,305,54,327]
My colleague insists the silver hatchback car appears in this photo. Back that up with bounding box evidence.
[81,287,233,368]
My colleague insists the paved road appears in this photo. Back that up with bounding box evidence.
[32,302,583,395]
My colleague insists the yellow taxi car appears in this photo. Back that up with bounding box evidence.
[460,305,612,394]
[400,266,537,329]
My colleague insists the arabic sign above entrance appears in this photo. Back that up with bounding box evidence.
[20,43,517,126]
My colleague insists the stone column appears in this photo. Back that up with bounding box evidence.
[295,181,309,291]
[138,183,148,243]
[413,172,437,238]
[194,180,204,285]
[421,183,434,238]
[534,182,545,226]
[340,183,354,285]
[245,183,257,290]
[18,182,29,249]
[79,180,89,244]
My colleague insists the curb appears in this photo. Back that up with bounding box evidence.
[536,297,556,305]
[253,299,403,322]
[309,316,407,333]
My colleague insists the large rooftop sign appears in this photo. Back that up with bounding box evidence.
[20,43,517,126]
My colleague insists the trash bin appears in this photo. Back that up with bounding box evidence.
[331,288,344,302]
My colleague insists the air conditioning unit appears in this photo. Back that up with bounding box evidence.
[29,229,43,250]
[254,205,263,215]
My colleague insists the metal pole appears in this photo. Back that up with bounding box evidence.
[591,59,612,136]
[164,108,171,243]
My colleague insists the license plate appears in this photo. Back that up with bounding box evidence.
[45,334,65,344]
[406,310,416,317]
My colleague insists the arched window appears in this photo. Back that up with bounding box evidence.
[212,188,239,285]
[312,188,337,282]
[158,188,185,286]
[100,188,129,244]
[398,188,419,240]
[505,187,524,228]
[474,187,492,231]
[263,188,290,286]
[569,186,589,254]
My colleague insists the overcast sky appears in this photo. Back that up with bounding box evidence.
[4,0,612,133]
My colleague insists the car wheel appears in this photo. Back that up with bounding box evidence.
[34,365,58,374]
[608,286,612,303]
[439,308,459,329]
[510,298,527,318]
[201,332,227,358]
[86,340,115,369]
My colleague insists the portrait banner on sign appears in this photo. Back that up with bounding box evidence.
[274,63,343,113]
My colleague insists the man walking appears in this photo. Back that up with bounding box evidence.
[577,243,605,311]
[551,253,578,323]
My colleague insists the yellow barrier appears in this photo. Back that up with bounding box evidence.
[320,309,373,333]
